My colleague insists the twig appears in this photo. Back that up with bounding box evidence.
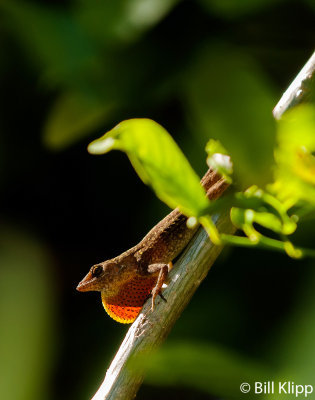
[92,213,234,400]
[91,50,315,400]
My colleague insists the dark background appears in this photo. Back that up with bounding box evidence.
[1,1,315,399]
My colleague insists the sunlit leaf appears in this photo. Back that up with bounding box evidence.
[88,118,210,216]
[230,207,247,228]
[243,187,297,234]
[231,207,296,238]
[253,211,284,233]
[272,104,315,205]
[231,186,298,240]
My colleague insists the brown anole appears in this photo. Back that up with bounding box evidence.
[76,168,228,323]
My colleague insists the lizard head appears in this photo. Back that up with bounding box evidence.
[76,260,124,295]
[77,256,156,323]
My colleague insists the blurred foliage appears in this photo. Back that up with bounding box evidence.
[0,227,56,400]
[1,0,315,399]
[43,92,114,149]
[74,0,181,44]
[263,262,315,399]
[138,262,315,398]
[0,0,181,149]
[198,0,286,19]
[184,45,276,188]
[135,341,272,399]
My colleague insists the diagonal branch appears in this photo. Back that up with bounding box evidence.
[92,213,234,400]
[273,50,315,119]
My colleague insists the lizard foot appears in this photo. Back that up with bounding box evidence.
[149,263,170,311]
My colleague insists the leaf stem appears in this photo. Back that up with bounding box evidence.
[220,233,315,258]
[199,215,222,245]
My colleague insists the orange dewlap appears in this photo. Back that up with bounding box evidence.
[101,274,158,323]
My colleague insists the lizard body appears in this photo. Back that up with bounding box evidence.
[77,169,228,323]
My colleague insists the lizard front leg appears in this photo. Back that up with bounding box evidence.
[148,262,172,311]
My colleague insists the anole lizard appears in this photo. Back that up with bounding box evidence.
[76,168,228,323]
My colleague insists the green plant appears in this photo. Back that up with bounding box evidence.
[88,104,315,259]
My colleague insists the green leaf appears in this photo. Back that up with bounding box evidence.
[230,183,299,242]
[184,46,276,188]
[88,118,210,216]
[230,207,246,228]
[243,187,297,235]
[231,204,296,237]
[272,104,315,205]
[230,208,260,241]
[252,211,284,233]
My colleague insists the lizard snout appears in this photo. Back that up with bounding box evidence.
[76,271,94,292]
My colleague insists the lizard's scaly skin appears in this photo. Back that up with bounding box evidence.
[102,275,158,323]
[77,169,229,323]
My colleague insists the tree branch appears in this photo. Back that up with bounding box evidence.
[91,50,315,400]
[92,213,234,400]
[273,50,315,119]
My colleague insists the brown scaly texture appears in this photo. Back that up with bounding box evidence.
[77,169,229,323]
[101,171,228,323]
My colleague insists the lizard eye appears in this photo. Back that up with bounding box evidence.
[91,265,103,278]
